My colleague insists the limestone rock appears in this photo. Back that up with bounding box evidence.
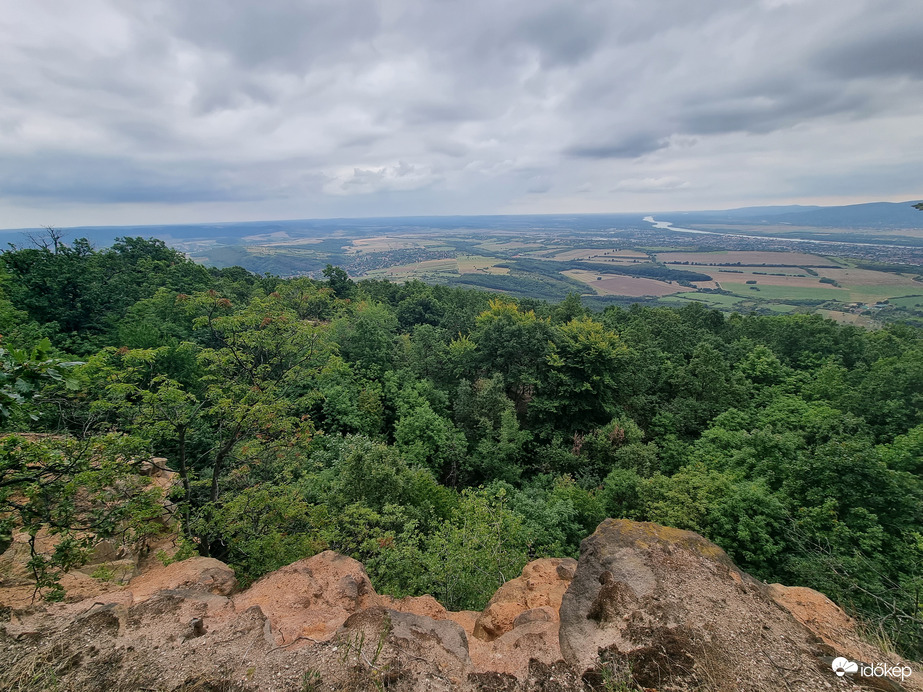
[468,617,562,679]
[770,583,923,692]
[0,536,33,587]
[379,593,449,620]
[445,608,480,634]
[3,522,921,691]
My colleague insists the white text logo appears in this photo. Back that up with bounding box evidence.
[831,656,913,682]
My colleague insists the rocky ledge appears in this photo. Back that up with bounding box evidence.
[1,519,919,691]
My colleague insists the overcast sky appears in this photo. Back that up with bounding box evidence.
[1,0,921,228]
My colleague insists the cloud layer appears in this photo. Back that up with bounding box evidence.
[1,0,921,226]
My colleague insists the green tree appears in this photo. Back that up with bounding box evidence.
[332,301,398,378]
[421,487,530,610]
[530,317,628,435]
[0,337,81,422]
[470,299,552,409]
[323,264,354,299]
[1,433,164,599]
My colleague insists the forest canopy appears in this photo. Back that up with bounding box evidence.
[0,234,921,658]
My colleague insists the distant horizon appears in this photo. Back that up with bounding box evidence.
[3,199,921,235]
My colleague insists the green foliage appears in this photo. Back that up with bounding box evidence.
[192,484,324,585]
[0,337,81,422]
[333,301,398,378]
[0,434,167,597]
[471,298,552,405]
[1,233,211,353]
[531,317,628,435]
[90,565,116,582]
[421,487,530,610]
[322,264,354,299]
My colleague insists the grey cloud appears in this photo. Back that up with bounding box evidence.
[167,0,380,73]
[425,139,469,158]
[814,24,923,80]
[605,0,734,44]
[566,135,669,159]
[324,161,440,196]
[680,83,868,136]
[0,152,248,204]
[611,177,690,193]
[0,0,922,225]
[515,4,609,67]
[526,176,552,194]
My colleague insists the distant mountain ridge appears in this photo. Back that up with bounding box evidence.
[664,201,923,229]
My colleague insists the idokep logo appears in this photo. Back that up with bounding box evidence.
[831,656,913,682]
[831,657,858,676]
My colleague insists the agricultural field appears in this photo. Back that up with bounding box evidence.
[816,309,878,327]
[335,235,923,325]
[473,241,545,252]
[456,254,511,275]
[562,270,693,297]
[655,250,836,266]
[153,214,922,326]
[552,248,650,262]
[890,295,923,309]
[365,258,458,279]
[345,236,443,254]
[719,282,845,301]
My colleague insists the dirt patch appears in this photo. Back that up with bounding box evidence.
[563,270,692,297]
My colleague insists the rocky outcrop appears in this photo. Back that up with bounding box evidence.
[0,455,178,603]
[558,519,922,691]
[465,556,576,678]
[768,583,919,692]
[474,557,575,642]
[1,519,920,691]
[233,551,380,645]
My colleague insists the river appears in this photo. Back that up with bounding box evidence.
[642,216,909,250]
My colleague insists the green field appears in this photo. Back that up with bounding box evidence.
[890,295,923,309]
[721,283,844,301]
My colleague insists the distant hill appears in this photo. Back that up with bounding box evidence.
[771,201,923,228]
[665,201,923,229]
[669,205,824,219]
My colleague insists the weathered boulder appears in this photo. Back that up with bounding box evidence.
[558,518,920,691]
[462,557,577,678]
[3,520,921,691]
[468,616,562,680]
[379,593,449,620]
[769,584,923,692]
[232,550,379,645]
[0,534,35,588]
[473,557,576,642]
[128,556,237,601]
[339,606,472,686]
